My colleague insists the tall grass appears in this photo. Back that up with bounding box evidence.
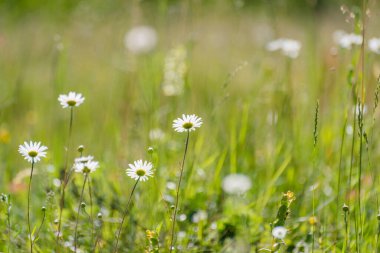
[1,1,380,252]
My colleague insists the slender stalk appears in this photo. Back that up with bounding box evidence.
[357,100,364,249]
[337,115,347,226]
[170,131,190,253]
[377,217,380,253]
[312,188,315,253]
[74,174,88,252]
[354,209,359,253]
[93,217,103,253]
[358,1,366,246]
[348,99,357,195]
[56,107,74,248]
[311,100,319,253]
[88,176,95,245]
[7,195,11,253]
[33,208,46,246]
[344,209,349,252]
[27,161,35,253]
[113,179,140,253]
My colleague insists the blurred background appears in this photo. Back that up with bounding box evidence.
[1,0,380,252]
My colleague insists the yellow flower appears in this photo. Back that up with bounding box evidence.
[309,216,318,225]
[0,128,10,144]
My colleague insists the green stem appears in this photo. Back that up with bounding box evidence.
[170,131,190,252]
[113,178,140,253]
[27,161,35,253]
[56,107,74,249]
[93,218,103,253]
[7,195,11,253]
[344,211,349,252]
[337,115,347,228]
[74,174,88,252]
[88,176,95,245]
[33,209,46,246]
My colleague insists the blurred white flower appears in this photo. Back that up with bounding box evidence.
[53,178,61,187]
[179,214,187,221]
[74,155,94,164]
[19,141,48,163]
[222,173,252,194]
[272,226,287,239]
[369,38,380,54]
[334,30,362,49]
[162,45,187,96]
[58,92,85,108]
[166,181,176,190]
[149,128,165,141]
[177,231,186,239]
[124,25,157,54]
[294,241,309,253]
[163,194,174,203]
[266,38,301,58]
[346,125,353,135]
[74,160,99,174]
[126,160,154,182]
[173,114,203,133]
[192,210,208,223]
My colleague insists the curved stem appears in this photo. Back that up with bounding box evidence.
[93,219,103,253]
[88,176,95,244]
[74,174,88,252]
[27,161,35,253]
[7,195,11,253]
[33,209,46,246]
[170,131,190,252]
[113,179,140,253]
[56,107,74,249]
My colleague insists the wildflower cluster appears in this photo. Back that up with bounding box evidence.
[162,45,188,96]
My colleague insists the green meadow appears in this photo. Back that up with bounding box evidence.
[1,0,380,252]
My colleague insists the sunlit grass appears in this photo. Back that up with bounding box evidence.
[1,1,380,252]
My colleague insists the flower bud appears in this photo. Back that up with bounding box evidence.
[342,204,349,212]
[77,145,84,153]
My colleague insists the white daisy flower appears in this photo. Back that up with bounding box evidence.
[149,128,165,141]
[172,114,203,133]
[74,155,94,164]
[272,226,287,239]
[58,92,85,108]
[19,141,48,163]
[73,160,99,174]
[222,173,252,194]
[266,38,301,59]
[334,31,362,49]
[369,38,380,54]
[126,160,154,182]
[124,25,157,54]
[192,210,208,223]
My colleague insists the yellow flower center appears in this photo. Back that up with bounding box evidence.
[28,150,38,157]
[136,169,146,177]
[83,166,91,173]
[182,122,193,129]
[67,100,76,106]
